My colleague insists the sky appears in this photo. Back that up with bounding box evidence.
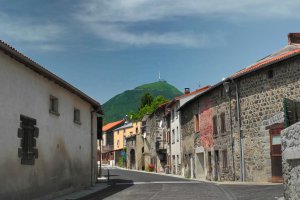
[1,0,300,104]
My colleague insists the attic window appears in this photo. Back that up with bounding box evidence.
[49,95,59,116]
[268,70,274,79]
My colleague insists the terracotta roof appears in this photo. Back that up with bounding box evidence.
[175,85,211,100]
[178,42,300,111]
[0,40,103,114]
[231,44,300,79]
[103,119,125,132]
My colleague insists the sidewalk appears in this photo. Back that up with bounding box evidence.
[52,177,109,200]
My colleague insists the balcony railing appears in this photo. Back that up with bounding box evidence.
[102,145,114,153]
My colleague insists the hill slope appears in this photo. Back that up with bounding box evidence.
[103,81,183,123]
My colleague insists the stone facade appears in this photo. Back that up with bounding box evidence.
[145,105,168,172]
[282,122,300,200]
[180,48,300,182]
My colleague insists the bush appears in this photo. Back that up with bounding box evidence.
[148,164,155,172]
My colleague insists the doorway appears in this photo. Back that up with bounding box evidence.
[269,127,283,183]
[195,153,205,179]
[130,149,136,170]
[214,150,219,181]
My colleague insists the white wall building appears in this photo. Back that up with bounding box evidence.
[0,40,103,200]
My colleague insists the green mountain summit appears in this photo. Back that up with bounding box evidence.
[102,81,183,123]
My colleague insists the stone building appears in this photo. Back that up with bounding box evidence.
[125,126,144,170]
[179,33,300,182]
[282,122,300,199]
[145,103,169,172]
[177,86,211,179]
[0,40,103,200]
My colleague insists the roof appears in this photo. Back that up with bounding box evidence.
[168,86,210,108]
[178,38,300,111]
[103,119,125,132]
[114,123,133,131]
[231,44,300,79]
[0,40,103,114]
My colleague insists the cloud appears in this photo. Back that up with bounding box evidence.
[89,24,207,47]
[76,0,300,23]
[74,0,300,48]
[0,13,64,51]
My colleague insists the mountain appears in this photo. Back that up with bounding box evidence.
[102,81,183,123]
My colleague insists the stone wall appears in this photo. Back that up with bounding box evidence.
[238,56,300,181]
[282,122,300,199]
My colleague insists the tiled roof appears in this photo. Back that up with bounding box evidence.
[175,85,211,100]
[0,40,103,114]
[231,44,300,78]
[103,119,125,132]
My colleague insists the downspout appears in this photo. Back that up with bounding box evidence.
[228,87,236,181]
[233,80,245,182]
[90,110,96,186]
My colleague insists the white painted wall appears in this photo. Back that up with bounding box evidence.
[170,102,181,175]
[0,52,98,200]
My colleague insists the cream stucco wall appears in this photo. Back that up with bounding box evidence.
[0,52,98,200]
[113,122,141,151]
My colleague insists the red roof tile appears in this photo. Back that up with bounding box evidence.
[175,85,211,100]
[231,46,300,78]
[103,119,125,132]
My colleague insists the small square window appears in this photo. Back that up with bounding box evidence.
[74,108,81,124]
[49,95,59,116]
[268,70,274,79]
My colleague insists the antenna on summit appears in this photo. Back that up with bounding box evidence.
[158,72,161,81]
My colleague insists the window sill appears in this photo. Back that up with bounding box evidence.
[74,120,82,125]
[49,110,60,116]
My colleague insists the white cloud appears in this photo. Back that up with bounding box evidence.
[0,14,64,51]
[89,24,207,47]
[74,0,300,48]
[76,0,300,23]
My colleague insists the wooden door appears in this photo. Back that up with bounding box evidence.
[270,128,283,183]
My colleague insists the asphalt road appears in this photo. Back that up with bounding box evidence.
[79,168,283,200]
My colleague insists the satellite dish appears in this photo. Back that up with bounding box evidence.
[143,132,147,139]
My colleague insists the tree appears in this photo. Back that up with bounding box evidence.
[139,92,153,110]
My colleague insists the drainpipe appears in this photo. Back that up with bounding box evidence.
[233,80,245,182]
[90,110,96,186]
[228,88,236,181]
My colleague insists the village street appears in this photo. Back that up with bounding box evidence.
[79,168,283,200]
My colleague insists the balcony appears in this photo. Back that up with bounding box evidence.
[102,145,114,153]
[156,137,167,152]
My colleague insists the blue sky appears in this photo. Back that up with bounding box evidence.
[1,0,300,104]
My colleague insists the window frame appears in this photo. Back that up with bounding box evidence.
[49,95,60,116]
[212,115,218,137]
[220,112,226,134]
[194,114,200,132]
[74,107,81,125]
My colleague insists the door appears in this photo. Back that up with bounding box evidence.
[214,150,219,181]
[270,128,283,183]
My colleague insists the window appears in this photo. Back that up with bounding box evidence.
[176,126,179,142]
[195,114,200,132]
[18,115,39,165]
[172,108,175,121]
[49,95,59,115]
[74,108,81,124]
[172,129,175,144]
[220,112,226,134]
[142,147,144,153]
[213,116,218,136]
[136,127,138,134]
[268,70,274,79]
[123,136,126,147]
[222,150,228,169]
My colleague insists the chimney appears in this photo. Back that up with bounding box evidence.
[288,33,300,45]
[184,88,190,94]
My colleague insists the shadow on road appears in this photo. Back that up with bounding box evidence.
[79,169,134,200]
